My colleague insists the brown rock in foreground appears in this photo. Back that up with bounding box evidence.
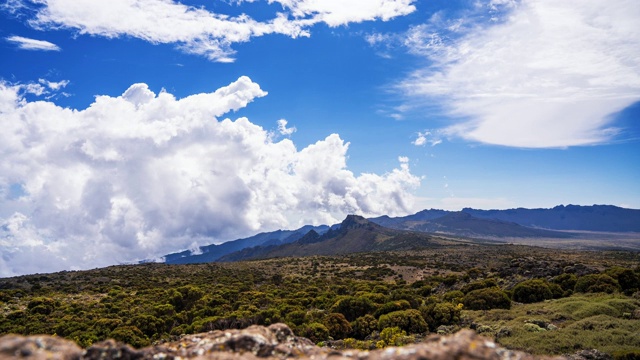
[0,324,563,360]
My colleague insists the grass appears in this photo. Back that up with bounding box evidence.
[464,293,640,355]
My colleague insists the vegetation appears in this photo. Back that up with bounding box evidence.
[0,244,638,357]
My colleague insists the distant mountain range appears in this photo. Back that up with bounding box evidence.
[162,204,640,264]
[370,211,572,239]
[371,205,640,232]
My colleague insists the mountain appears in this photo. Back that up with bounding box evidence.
[369,209,450,228]
[386,211,572,238]
[164,224,329,264]
[218,215,451,262]
[163,204,638,265]
[369,205,640,234]
[462,205,640,232]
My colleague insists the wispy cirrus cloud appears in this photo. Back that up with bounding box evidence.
[9,0,416,62]
[397,0,640,148]
[0,76,420,276]
[6,35,60,51]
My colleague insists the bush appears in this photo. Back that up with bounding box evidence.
[512,279,553,303]
[374,300,411,318]
[27,297,57,315]
[330,296,377,322]
[553,273,578,293]
[109,326,150,348]
[461,279,498,294]
[301,322,330,343]
[419,302,462,331]
[379,327,415,347]
[352,314,378,340]
[575,274,620,294]
[442,290,464,304]
[378,309,428,334]
[462,287,511,310]
[606,268,640,295]
[323,313,352,339]
[285,309,307,326]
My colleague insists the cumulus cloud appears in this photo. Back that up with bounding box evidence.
[6,35,60,51]
[0,76,420,277]
[11,0,415,62]
[399,0,640,148]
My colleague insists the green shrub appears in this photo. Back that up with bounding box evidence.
[27,297,57,315]
[442,290,464,304]
[285,309,307,326]
[462,287,511,310]
[330,296,377,322]
[301,322,330,343]
[461,279,498,294]
[378,309,428,334]
[512,279,553,303]
[379,326,414,347]
[323,313,352,339]
[169,285,204,311]
[553,273,578,293]
[374,300,411,318]
[606,268,640,295]
[575,274,620,294]
[109,326,150,348]
[419,302,462,331]
[352,314,378,340]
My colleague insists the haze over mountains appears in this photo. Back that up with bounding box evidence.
[164,205,640,265]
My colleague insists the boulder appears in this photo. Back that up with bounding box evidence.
[0,324,565,360]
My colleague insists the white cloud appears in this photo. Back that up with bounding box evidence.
[14,0,415,62]
[277,118,296,136]
[412,130,441,147]
[272,0,417,27]
[6,35,60,51]
[0,76,420,277]
[39,78,69,91]
[400,0,640,148]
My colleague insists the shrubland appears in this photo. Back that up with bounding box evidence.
[0,244,638,358]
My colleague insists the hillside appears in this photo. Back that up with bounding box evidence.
[463,205,640,232]
[218,215,456,262]
[1,243,639,357]
[164,225,329,264]
[372,211,572,239]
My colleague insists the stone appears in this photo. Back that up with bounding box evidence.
[0,325,567,360]
[0,334,83,360]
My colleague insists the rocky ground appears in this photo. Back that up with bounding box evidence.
[0,323,577,360]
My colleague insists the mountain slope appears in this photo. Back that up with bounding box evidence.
[375,212,572,238]
[164,225,329,264]
[369,205,640,234]
[219,215,449,262]
[462,205,640,232]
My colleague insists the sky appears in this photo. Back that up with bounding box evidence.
[1,0,639,276]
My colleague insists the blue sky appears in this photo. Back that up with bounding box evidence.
[1,0,639,275]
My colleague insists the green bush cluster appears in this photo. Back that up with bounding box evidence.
[0,253,637,354]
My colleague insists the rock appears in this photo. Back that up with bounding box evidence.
[565,349,612,360]
[0,334,82,360]
[0,325,566,360]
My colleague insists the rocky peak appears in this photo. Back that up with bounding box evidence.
[339,214,373,230]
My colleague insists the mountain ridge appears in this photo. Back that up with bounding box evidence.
[161,204,639,265]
